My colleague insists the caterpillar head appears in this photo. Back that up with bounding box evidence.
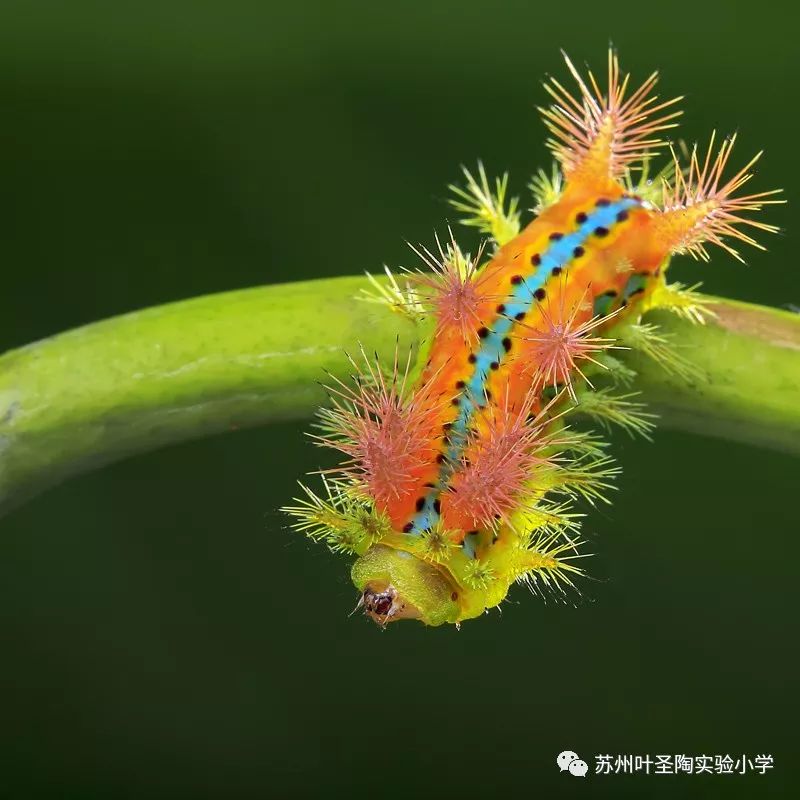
[352,544,461,627]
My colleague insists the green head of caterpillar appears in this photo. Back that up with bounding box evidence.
[351,522,584,627]
[352,523,523,627]
[352,545,460,626]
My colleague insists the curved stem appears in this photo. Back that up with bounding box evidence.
[0,276,798,517]
[620,300,800,453]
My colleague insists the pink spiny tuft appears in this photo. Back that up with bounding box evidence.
[657,132,784,262]
[410,232,494,343]
[315,349,441,511]
[521,290,615,400]
[541,49,683,179]
[445,389,558,529]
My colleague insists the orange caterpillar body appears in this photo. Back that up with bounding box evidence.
[285,51,781,627]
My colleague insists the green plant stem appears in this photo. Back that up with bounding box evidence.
[620,301,800,452]
[0,276,798,517]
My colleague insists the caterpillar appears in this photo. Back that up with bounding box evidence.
[283,50,781,627]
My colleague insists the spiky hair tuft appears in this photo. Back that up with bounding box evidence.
[409,231,494,344]
[540,49,683,181]
[520,288,617,400]
[314,348,442,511]
[655,132,784,262]
[445,391,563,529]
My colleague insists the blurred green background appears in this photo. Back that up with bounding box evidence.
[0,1,797,798]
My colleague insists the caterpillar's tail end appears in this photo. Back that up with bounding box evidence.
[351,544,460,627]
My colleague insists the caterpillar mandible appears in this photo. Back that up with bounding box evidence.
[283,50,782,627]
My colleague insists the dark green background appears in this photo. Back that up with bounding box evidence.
[0,2,797,798]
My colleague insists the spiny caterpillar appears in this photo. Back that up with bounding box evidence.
[284,51,782,627]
